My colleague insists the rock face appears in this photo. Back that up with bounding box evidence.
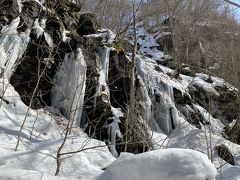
[0,0,20,30]
[77,13,99,35]
[1,0,134,155]
[215,144,235,165]
[226,119,240,144]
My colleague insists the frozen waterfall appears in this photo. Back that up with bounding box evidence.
[51,48,86,126]
[94,46,111,109]
[136,55,181,135]
[0,17,30,79]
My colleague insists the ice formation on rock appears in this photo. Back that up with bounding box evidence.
[136,55,181,134]
[51,48,86,126]
[0,17,30,79]
[94,46,111,110]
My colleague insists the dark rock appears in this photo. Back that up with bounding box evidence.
[177,104,206,129]
[154,66,163,73]
[225,119,240,144]
[214,86,239,123]
[26,36,51,57]
[156,34,173,53]
[80,47,113,142]
[21,1,41,18]
[17,16,29,33]
[205,76,213,83]
[45,17,64,44]
[0,0,20,25]
[215,144,235,165]
[156,58,176,69]
[77,13,99,35]
[18,1,43,32]
[59,33,84,53]
[180,64,195,76]
[173,88,192,105]
[10,56,57,109]
[44,0,82,14]
[109,53,131,110]
[188,84,211,109]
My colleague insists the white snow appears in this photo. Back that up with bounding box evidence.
[97,148,217,180]
[166,121,240,174]
[128,26,170,60]
[0,13,240,180]
[217,166,240,180]
[84,29,116,44]
[62,30,71,43]
[32,18,45,39]
[191,75,220,96]
[0,78,115,180]
[193,104,224,133]
[51,48,86,126]
[16,0,22,13]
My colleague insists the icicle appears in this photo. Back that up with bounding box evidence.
[32,18,44,39]
[44,32,53,47]
[137,76,162,132]
[135,55,180,134]
[0,17,30,79]
[51,48,86,126]
[93,46,111,111]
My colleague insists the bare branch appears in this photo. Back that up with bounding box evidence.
[223,0,240,8]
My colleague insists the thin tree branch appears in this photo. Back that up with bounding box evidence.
[223,0,240,8]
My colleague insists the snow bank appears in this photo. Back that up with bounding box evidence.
[97,148,217,180]
[0,79,115,179]
[217,166,240,180]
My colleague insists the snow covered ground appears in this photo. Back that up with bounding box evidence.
[97,148,217,180]
[0,79,115,180]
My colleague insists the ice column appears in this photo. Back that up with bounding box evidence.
[51,48,86,126]
[0,17,30,79]
[93,46,111,110]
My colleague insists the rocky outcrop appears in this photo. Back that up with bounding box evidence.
[77,13,99,35]
[2,0,138,155]
[225,119,240,144]
[8,0,83,109]
[156,34,173,53]
[0,0,20,31]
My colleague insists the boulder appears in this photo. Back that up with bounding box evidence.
[77,13,99,35]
